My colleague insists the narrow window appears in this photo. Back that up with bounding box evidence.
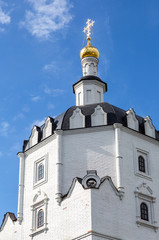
[138,155,145,173]
[97,91,101,102]
[38,164,44,181]
[86,90,91,103]
[37,209,44,227]
[78,92,81,105]
[140,202,149,221]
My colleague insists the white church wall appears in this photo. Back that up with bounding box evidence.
[62,126,116,195]
[21,135,58,239]
[91,170,159,239]
[118,128,159,237]
[52,181,91,239]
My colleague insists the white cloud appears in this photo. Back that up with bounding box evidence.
[0,7,10,25]
[44,86,64,96]
[43,61,59,73]
[13,113,25,121]
[47,103,54,109]
[31,118,45,127]
[0,121,10,136]
[21,0,73,39]
[22,105,30,112]
[31,96,41,102]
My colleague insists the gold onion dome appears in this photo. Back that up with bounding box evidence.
[80,36,99,60]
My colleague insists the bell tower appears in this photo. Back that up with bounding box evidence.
[73,19,107,106]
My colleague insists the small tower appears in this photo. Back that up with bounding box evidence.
[73,19,107,106]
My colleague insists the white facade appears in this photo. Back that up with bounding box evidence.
[1,39,159,240]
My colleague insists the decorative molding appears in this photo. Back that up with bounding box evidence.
[134,147,151,179]
[134,182,158,231]
[72,230,122,240]
[30,190,49,237]
[29,126,40,147]
[33,155,48,189]
[82,170,101,189]
[69,108,85,129]
[144,116,155,138]
[43,117,54,139]
[126,108,139,131]
[91,105,107,126]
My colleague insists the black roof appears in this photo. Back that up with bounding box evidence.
[23,102,159,151]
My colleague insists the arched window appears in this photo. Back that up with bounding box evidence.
[37,209,44,227]
[38,164,44,181]
[140,202,149,221]
[138,155,145,173]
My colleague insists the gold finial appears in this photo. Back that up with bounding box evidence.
[80,19,99,60]
[83,19,95,40]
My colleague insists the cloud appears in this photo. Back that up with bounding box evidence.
[0,2,11,31]
[44,86,64,96]
[47,103,54,109]
[21,0,73,39]
[31,96,41,102]
[22,105,30,112]
[0,121,10,136]
[31,118,45,127]
[13,113,25,121]
[43,61,59,73]
[0,7,10,24]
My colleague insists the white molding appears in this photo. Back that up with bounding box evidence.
[33,154,48,189]
[71,231,122,240]
[126,108,139,131]
[42,117,53,139]
[91,105,107,126]
[30,190,49,237]
[144,116,155,138]
[133,147,151,179]
[134,182,158,231]
[69,108,85,129]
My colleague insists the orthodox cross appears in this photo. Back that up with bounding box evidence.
[83,19,95,38]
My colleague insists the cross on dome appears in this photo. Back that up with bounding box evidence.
[83,19,95,39]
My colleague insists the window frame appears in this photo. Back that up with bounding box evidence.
[134,183,158,231]
[134,148,151,180]
[33,155,48,189]
[30,191,48,237]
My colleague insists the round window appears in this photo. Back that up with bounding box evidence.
[86,178,97,188]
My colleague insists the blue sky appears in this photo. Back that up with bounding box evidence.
[0,0,159,224]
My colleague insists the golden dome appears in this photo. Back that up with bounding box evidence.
[80,37,99,60]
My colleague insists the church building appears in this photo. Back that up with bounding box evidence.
[0,19,159,240]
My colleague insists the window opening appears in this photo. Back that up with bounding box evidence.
[38,164,44,181]
[38,209,44,228]
[140,202,149,221]
[138,155,145,173]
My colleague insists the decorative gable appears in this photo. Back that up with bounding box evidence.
[69,108,85,129]
[126,108,139,131]
[43,117,54,139]
[30,126,40,147]
[135,182,153,196]
[144,116,155,138]
[91,105,107,126]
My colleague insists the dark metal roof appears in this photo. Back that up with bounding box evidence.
[72,75,107,93]
[22,102,159,151]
